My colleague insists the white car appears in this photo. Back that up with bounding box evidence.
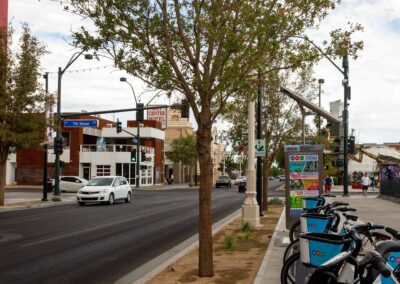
[235,176,247,185]
[51,176,88,192]
[76,176,132,206]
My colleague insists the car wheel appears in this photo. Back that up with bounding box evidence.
[108,193,114,205]
[125,192,131,203]
[78,202,85,206]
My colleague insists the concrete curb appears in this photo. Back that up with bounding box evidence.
[253,207,286,284]
[114,208,242,284]
[0,200,76,212]
[275,184,285,192]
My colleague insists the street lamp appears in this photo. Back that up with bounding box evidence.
[54,51,93,198]
[120,77,140,188]
[293,36,351,196]
[318,78,325,136]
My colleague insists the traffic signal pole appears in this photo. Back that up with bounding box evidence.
[342,54,350,196]
[136,121,140,188]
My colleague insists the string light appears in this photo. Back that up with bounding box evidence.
[46,65,115,75]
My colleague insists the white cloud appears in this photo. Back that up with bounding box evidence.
[8,0,400,143]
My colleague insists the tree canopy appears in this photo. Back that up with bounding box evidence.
[0,25,51,205]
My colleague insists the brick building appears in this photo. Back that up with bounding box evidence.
[15,115,165,186]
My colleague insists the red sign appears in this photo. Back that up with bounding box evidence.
[147,107,167,128]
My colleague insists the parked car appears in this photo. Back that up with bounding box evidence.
[76,176,132,206]
[51,176,88,192]
[268,176,275,180]
[234,176,247,185]
[238,181,246,193]
[278,175,285,182]
[215,176,232,188]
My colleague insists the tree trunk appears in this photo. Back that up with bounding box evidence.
[197,122,214,277]
[262,160,269,212]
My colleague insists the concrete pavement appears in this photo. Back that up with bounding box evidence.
[254,186,400,284]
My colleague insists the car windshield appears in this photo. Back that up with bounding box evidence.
[219,176,229,180]
[86,177,114,186]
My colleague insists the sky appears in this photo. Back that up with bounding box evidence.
[6,0,400,144]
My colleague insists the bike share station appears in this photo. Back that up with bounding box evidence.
[283,144,324,283]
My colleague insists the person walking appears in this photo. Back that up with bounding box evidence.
[361,172,370,197]
[324,175,333,193]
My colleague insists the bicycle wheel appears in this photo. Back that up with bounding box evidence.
[289,220,301,243]
[281,252,301,284]
[283,239,300,264]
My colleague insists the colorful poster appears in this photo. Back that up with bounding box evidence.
[289,154,319,216]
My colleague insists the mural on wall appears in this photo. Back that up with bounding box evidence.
[380,164,400,182]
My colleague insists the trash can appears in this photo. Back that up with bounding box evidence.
[46,179,53,193]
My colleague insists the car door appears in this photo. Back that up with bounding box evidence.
[60,177,72,191]
[119,178,128,197]
[112,178,121,199]
[70,177,83,192]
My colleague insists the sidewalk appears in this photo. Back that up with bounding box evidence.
[254,188,400,284]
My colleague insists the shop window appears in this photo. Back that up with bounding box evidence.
[96,165,110,176]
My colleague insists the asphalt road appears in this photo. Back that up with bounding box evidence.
[1,188,249,284]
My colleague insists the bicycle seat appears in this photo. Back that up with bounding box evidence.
[330,201,349,208]
[375,240,400,257]
[385,227,400,240]
[343,213,358,221]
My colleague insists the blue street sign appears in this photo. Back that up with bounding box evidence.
[64,119,99,128]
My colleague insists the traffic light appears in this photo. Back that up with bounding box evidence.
[131,148,137,162]
[137,103,144,121]
[332,159,344,167]
[348,136,356,155]
[141,150,146,162]
[116,119,122,133]
[181,99,189,118]
[332,137,341,153]
[54,137,63,155]
[235,134,241,141]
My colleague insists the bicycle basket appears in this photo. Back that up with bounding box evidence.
[300,213,335,234]
[382,252,400,284]
[299,233,352,267]
[302,197,322,210]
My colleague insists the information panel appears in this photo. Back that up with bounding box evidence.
[288,154,319,216]
[284,144,323,229]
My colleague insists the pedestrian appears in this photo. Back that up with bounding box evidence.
[324,175,333,193]
[361,172,370,197]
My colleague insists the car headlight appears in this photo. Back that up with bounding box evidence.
[101,188,109,193]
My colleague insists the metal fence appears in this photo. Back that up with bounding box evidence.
[380,181,400,199]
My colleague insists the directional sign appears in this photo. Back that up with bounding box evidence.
[255,139,265,157]
[64,119,99,128]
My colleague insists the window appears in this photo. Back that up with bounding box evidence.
[62,132,71,147]
[96,165,111,176]
[120,178,127,185]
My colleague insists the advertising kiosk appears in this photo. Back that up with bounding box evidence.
[284,144,324,229]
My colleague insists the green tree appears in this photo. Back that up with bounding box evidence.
[0,25,50,206]
[166,135,198,183]
[68,0,362,276]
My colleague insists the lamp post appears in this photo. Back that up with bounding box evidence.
[318,78,325,136]
[120,77,140,188]
[293,36,350,196]
[242,95,260,227]
[54,52,93,198]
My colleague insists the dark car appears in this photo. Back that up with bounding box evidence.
[238,181,246,193]
[216,176,232,188]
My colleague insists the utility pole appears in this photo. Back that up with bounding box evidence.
[42,72,49,201]
[318,79,325,136]
[256,72,263,216]
[342,54,350,196]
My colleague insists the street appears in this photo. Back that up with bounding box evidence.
[0,184,282,284]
